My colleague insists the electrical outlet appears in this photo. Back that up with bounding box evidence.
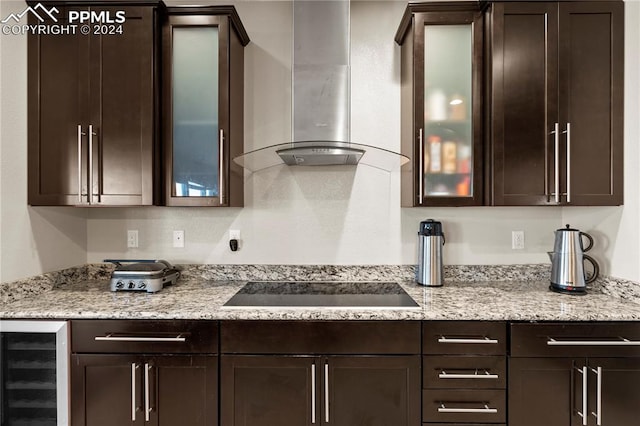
[127,230,138,248]
[173,230,185,248]
[512,231,525,250]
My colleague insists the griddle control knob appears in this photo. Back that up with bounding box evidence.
[138,281,147,290]
[116,281,125,289]
[128,281,135,289]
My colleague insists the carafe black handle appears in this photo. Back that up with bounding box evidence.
[583,254,600,284]
[580,232,594,252]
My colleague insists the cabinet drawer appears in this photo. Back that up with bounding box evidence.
[71,320,218,354]
[423,356,506,389]
[425,424,505,426]
[511,322,640,357]
[423,389,506,423]
[423,321,507,355]
[221,320,421,354]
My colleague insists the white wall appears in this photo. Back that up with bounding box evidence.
[87,1,562,267]
[1,1,637,282]
[0,4,4,281]
[562,0,640,282]
[0,1,87,283]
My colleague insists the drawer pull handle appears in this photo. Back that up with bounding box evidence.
[439,369,499,379]
[590,366,602,426]
[311,363,316,424]
[547,337,640,346]
[576,366,588,426]
[552,122,560,203]
[418,128,424,202]
[438,336,499,344]
[325,363,330,423]
[145,363,152,422]
[77,125,86,204]
[131,363,138,422]
[95,334,186,343]
[219,129,226,204]
[438,403,498,414]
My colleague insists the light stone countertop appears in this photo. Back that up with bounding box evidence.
[2,278,640,321]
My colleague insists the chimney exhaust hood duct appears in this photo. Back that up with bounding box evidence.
[233,0,408,172]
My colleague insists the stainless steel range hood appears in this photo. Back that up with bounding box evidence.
[233,0,408,172]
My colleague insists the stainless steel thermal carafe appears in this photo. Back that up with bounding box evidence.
[416,219,445,287]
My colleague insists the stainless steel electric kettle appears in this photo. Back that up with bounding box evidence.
[548,224,600,294]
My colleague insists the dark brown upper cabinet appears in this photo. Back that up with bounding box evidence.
[396,2,485,207]
[162,7,249,207]
[28,1,161,206]
[490,1,624,206]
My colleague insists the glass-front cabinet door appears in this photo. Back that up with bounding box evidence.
[163,7,249,207]
[397,4,484,206]
[172,26,221,200]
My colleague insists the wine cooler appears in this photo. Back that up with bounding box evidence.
[0,321,68,426]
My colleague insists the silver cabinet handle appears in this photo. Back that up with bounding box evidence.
[438,336,499,344]
[219,129,226,204]
[324,363,329,423]
[438,370,499,380]
[552,122,560,203]
[438,403,497,414]
[548,338,640,346]
[88,124,95,204]
[77,125,86,204]
[95,334,186,343]
[590,366,602,426]
[418,128,424,203]
[144,363,151,422]
[311,363,316,424]
[131,363,138,422]
[576,366,587,426]
[564,122,571,203]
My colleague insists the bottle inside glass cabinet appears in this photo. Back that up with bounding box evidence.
[423,24,473,198]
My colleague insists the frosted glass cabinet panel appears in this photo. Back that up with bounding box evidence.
[397,3,484,207]
[423,25,473,198]
[172,27,220,198]
[163,7,249,207]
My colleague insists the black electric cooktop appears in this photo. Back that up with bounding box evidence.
[223,281,419,308]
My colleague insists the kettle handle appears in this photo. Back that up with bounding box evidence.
[583,254,600,284]
[580,232,594,252]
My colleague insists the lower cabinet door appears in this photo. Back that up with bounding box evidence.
[590,358,640,426]
[150,355,217,426]
[220,355,318,426]
[71,354,217,426]
[508,357,577,426]
[71,354,144,426]
[327,356,421,426]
